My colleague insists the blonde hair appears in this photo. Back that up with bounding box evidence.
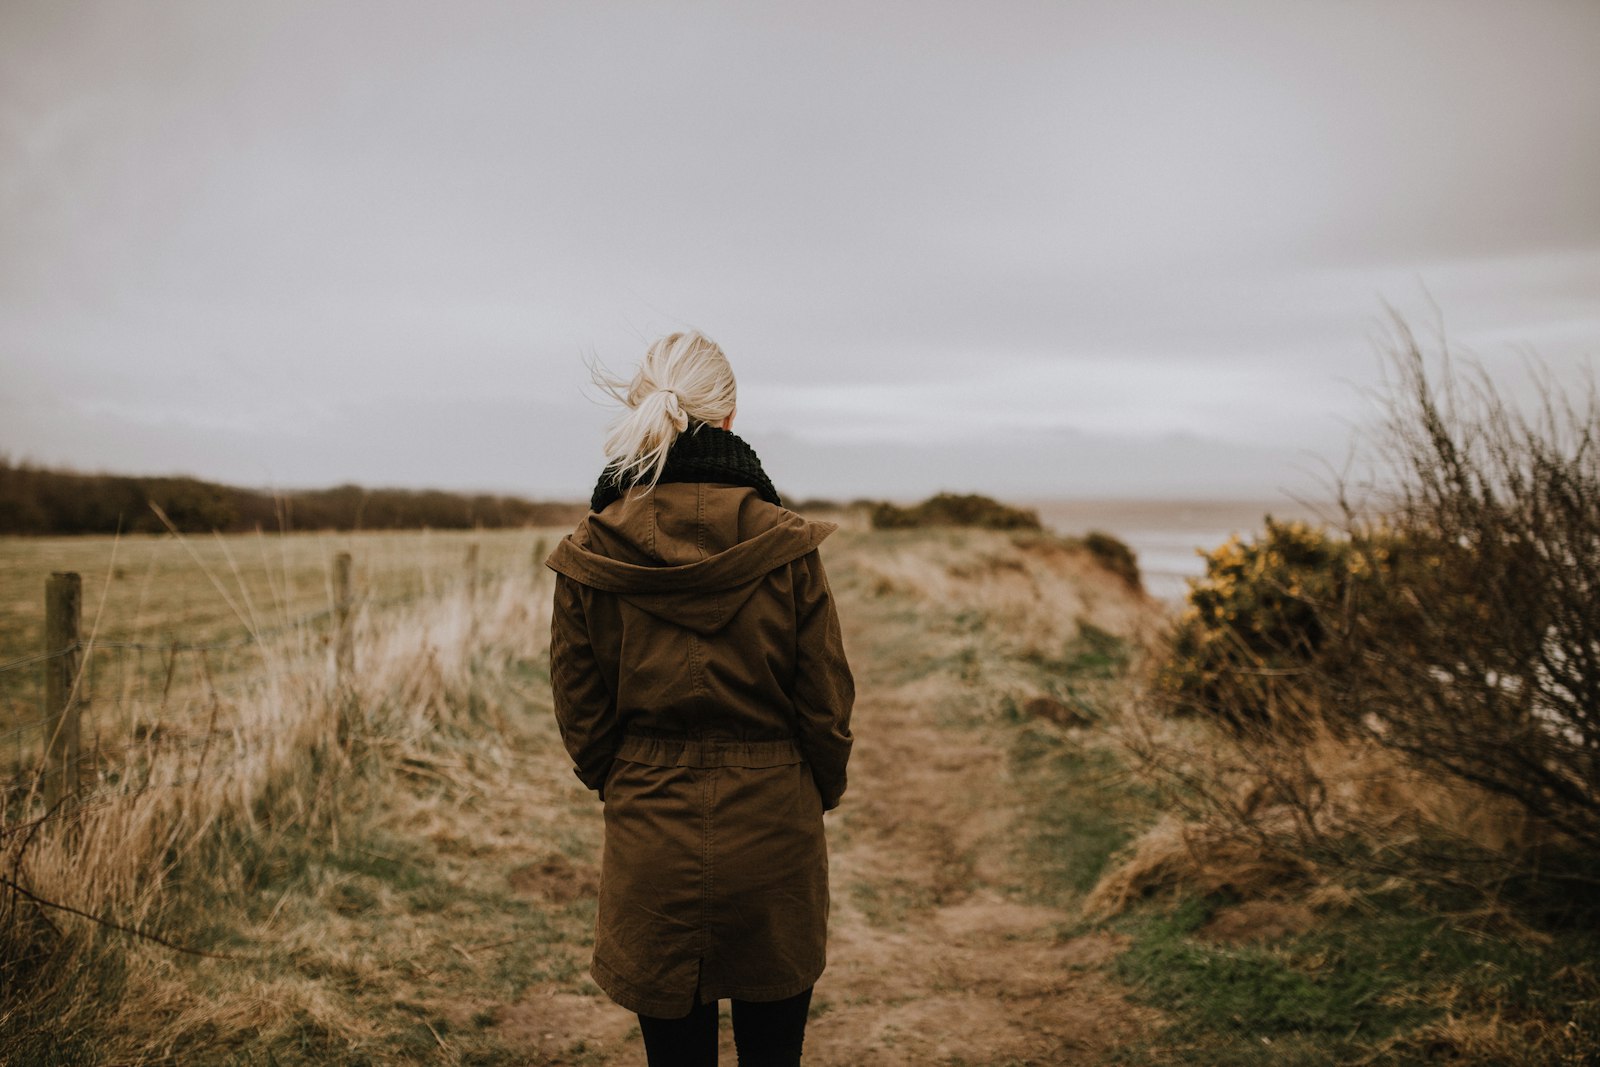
[592,330,738,492]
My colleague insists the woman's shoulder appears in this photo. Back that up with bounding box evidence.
[714,486,835,547]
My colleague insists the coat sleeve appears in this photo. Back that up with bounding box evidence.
[791,549,855,811]
[549,571,620,797]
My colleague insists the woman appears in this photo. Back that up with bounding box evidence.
[545,330,855,1066]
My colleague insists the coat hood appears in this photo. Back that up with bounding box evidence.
[545,483,836,636]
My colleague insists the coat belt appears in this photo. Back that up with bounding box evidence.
[615,734,804,769]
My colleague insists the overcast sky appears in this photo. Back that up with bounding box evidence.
[2,1,1597,502]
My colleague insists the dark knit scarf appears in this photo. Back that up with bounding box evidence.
[590,425,783,512]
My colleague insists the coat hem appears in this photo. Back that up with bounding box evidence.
[591,954,824,1018]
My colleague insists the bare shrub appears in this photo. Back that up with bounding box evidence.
[1324,322,1600,851]
[1081,530,1142,593]
[869,492,1041,531]
[1100,320,1599,914]
[1103,696,1542,915]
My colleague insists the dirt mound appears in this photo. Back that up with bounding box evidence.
[1198,899,1316,944]
[507,853,599,903]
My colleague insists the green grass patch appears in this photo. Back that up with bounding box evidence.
[1000,610,1153,904]
[1107,883,1600,1065]
[851,876,940,929]
[1116,895,1424,1037]
[1007,725,1152,904]
[1017,622,1134,724]
[1032,621,1132,679]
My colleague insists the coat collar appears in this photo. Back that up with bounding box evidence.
[590,426,782,513]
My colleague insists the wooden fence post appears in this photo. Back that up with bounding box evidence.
[334,552,354,685]
[43,572,82,808]
[531,537,547,576]
[465,542,481,641]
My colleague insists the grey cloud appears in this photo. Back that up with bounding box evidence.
[2,0,1596,500]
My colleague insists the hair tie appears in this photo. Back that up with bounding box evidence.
[660,388,689,432]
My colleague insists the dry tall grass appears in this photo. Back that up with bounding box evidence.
[1089,703,1542,917]
[0,529,556,1057]
[854,529,1158,664]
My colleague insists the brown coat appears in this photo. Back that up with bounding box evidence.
[545,482,855,1016]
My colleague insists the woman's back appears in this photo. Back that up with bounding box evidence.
[548,480,843,746]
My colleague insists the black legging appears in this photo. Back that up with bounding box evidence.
[637,987,813,1067]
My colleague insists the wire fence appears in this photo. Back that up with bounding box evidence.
[0,538,551,818]
[0,531,560,982]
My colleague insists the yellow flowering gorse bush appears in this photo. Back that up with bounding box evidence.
[1161,518,1355,730]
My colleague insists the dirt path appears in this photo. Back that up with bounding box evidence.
[796,570,1158,1066]
[472,533,1160,1066]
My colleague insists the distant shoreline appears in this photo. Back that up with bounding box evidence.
[1023,496,1334,603]
[1019,495,1333,526]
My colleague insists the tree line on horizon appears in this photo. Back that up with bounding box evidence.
[0,458,589,535]
[1,456,1093,540]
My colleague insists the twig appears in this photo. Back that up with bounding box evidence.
[0,874,261,961]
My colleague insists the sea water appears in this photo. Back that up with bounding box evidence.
[1027,498,1332,605]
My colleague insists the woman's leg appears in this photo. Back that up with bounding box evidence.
[637,998,719,1067]
[729,987,813,1067]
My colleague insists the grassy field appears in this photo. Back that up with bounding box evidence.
[0,524,1593,1064]
[1,529,551,653]
[0,529,563,773]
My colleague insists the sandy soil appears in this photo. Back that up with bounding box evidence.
[795,667,1161,1067]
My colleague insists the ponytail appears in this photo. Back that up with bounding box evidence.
[591,331,737,492]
